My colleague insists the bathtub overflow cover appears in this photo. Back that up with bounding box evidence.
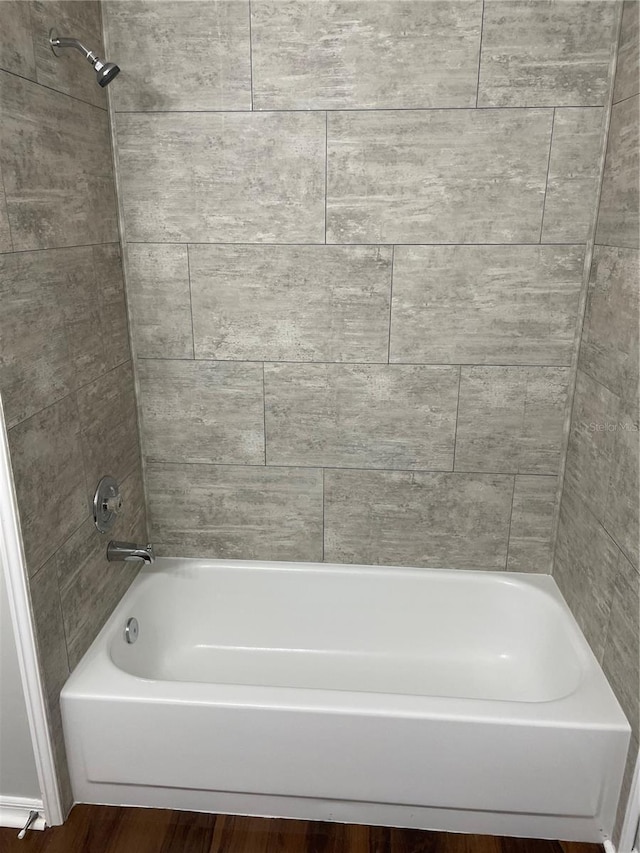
[124,617,139,644]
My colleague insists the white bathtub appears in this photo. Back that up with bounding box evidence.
[61,558,630,842]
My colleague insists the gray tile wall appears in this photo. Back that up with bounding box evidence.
[0,1,147,814]
[553,2,639,842]
[104,0,619,578]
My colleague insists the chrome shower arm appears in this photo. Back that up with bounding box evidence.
[48,29,120,85]
[50,35,97,63]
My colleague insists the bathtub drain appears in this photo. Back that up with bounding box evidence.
[124,617,139,644]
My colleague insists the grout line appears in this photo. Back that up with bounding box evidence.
[262,362,267,464]
[0,150,15,253]
[324,112,328,244]
[135,355,574,369]
[110,105,592,114]
[0,66,108,112]
[504,476,518,570]
[387,246,394,363]
[452,366,462,471]
[55,575,73,676]
[185,245,196,358]
[538,108,556,244]
[475,0,485,108]
[121,240,586,249]
[142,459,558,478]
[560,478,639,578]
[0,239,122,256]
[248,0,254,111]
[28,513,89,584]
[5,359,133,434]
[322,468,325,562]
[612,90,640,107]
[591,242,640,251]
[578,362,640,402]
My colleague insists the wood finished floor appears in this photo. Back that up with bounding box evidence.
[0,807,604,853]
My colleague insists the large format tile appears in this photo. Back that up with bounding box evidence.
[76,361,139,501]
[0,162,11,253]
[251,0,482,110]
[27,557,70,716]
[0,72,118,250]
[602,551,640,735]
[478,1,617,107]
[138,359,264,465]
[8,395,88,575]
[541,108,605,243]
[31,1,107,109]
[104,1,251,111]
[596,94,640,249]
[605,397,640,569]
[326,109,552,244]
[455,367,570,474]
[0,245,132,429]
[126,244,193,359]
[580,246,639,403]
[507,475,557,573]
[0,1,36,79]
[265,363,458,470]
[390,245,583,365]
[566,407,607,526]
[93,243,130,372]
[0,248,80,429]
[324,469,513,569]
[116,112,325,243]
[55,465,147,669]
[554,484,621,660]
[562,370,635,543]
[614,1,640,104]
[189,244,392,362]
[147,463,323,561]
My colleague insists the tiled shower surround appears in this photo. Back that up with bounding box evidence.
[0,0,637,831]
[554,0,639,836]
[105,0,618,572]
[0,1,146,809]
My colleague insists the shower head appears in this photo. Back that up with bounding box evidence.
[49,29,120,87]
[95,60,121,88]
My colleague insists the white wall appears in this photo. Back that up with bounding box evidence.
[0,563,40,800]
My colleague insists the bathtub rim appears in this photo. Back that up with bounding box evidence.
[61,557,630,732]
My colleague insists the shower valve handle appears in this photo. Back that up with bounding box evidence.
[104,493,123,515]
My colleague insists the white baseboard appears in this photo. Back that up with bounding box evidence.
[0,796,45,831]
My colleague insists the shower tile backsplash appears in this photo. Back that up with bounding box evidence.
[540,108,605,243]
[454,367,570,474]
[115,111,326,243]
[250,0,483,110]
[103,0,619,572]
[126,244,194,359]
[477,0,617,106]
[264,363,459,470]
[104,0,251,111]
[138,359,265,465]
[389,244,583,365]
[0,71,117,250]
[146,463,324,561]
[323,470,513,569]
[188,244,393,362]
[325,108,553,244]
